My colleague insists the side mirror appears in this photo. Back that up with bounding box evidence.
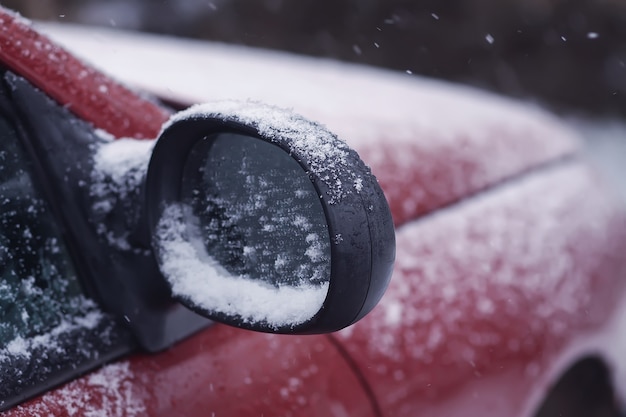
[145,101,395,334]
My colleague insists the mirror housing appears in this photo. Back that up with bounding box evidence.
[145,101,395,334]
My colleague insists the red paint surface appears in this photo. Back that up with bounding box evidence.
[0,9,170,139]
[332,162,626,417]
[350,112,579,227]
[7,328,377,417]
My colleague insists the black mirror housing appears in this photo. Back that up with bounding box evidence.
[145,101,395,334]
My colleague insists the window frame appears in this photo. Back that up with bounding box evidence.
[0,69,135,412]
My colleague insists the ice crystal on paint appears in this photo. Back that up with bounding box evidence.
[8,362,145,417]
[338,162,626,402]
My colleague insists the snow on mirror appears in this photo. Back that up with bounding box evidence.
[155,133,331,329]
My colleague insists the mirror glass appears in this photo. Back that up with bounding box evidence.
[154,133,331,329]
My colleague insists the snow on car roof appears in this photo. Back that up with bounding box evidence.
[39,23,579,226]
[37,22,570,143]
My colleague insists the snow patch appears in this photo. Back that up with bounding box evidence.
[10,362,145,417]
[0,297,103,362]
[90,135,154,249]
[162,100,359,205]
[0,8,32,28]
[155,203,329,328]
[91,135,154,204]
[571,117,626,204]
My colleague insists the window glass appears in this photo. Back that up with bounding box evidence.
[0,79,134,411]
[0,114,88,346]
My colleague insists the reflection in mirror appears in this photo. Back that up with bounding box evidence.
[154,133,331,329]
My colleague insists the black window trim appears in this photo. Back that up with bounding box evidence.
[0,68,135,412]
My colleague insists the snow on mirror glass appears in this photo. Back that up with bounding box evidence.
[155,133,331,329]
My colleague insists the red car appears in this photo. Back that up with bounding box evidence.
[2,7,626,417]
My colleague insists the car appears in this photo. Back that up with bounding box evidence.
[1,6,626,417]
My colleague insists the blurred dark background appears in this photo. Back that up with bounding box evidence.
[4,0,626,117]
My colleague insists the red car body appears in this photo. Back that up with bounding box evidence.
[1,7,626,417]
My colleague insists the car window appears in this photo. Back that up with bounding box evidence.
[0,114,86,343]
[0,101,132,411]
[0,113,91,344]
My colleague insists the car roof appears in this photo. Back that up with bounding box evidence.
[38,22,580,226]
